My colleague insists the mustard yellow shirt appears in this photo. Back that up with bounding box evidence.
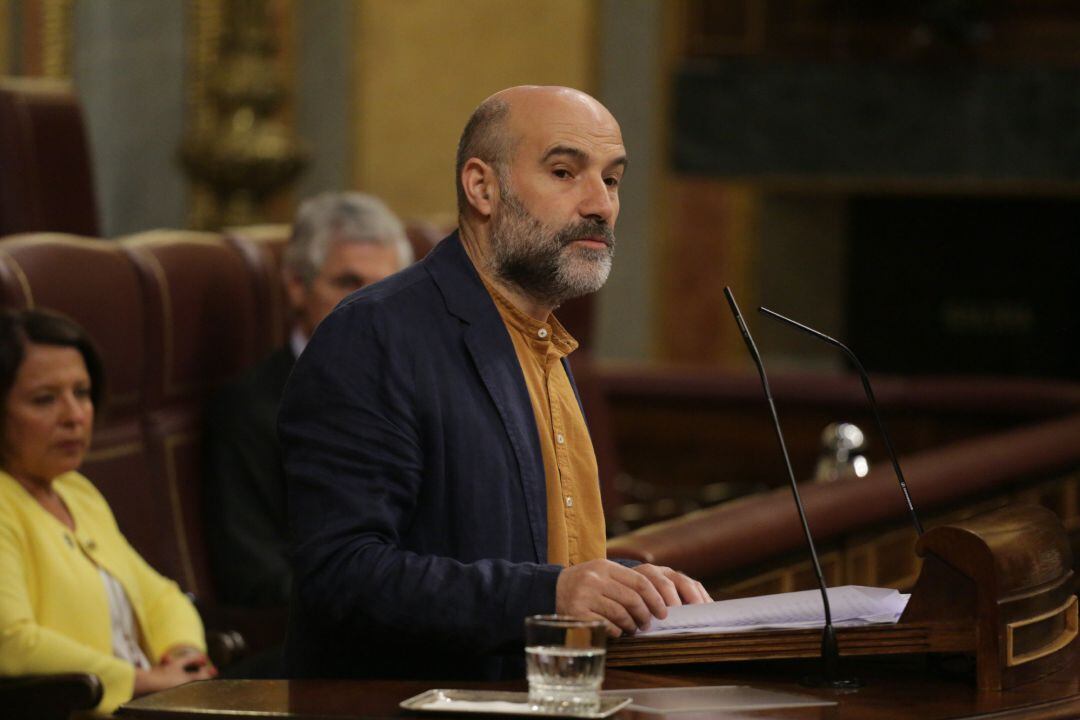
[0,470,206,714]
[483,279,606,566]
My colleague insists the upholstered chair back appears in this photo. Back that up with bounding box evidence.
[120,231,260,599]
[0,78,99,237]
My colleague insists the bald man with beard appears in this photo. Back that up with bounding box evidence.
[279,86,710,681]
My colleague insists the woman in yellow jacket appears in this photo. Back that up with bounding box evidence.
[0,308,216,713]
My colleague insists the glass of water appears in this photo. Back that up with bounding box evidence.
[525,615,606,713]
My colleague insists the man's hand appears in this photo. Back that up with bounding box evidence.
[631,563,712,608]
[555,559,711,637]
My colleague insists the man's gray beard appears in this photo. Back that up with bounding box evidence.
[489,189,615,308]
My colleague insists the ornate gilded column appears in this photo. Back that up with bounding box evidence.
[0,1,11,75]
[38,0,72,77]
[7,0,74,77]
[181,0,305,229]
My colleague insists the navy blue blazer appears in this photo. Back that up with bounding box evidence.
[279,232,577,680]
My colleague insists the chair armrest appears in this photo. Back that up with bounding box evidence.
[0,673,103,719]
[205,628,247,669]
[194,601,291,670]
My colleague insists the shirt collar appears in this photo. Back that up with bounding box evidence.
[289,326,309,359]
[479,273,578,356]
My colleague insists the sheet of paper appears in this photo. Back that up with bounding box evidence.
[638,585,909,636]
[600,686,837,713]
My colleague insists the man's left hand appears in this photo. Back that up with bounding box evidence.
[631,564,712,607]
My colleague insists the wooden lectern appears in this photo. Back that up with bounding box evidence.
[608,504,1077,691]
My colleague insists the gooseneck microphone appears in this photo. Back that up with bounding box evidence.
[723,287,858,689]
[757,306,924,537]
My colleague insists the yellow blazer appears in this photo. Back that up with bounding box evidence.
[0,470,205,713]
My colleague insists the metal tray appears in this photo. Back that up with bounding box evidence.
[400,689,632,718]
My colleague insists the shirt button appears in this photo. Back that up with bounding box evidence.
[537,328,548,339]
[556,433,565,444]
[565,496,573,508]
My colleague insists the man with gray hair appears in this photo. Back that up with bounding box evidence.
[204,192,412,609]
[282,192,414,346]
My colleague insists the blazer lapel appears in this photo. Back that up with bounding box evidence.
[464,323,548,563]
[427,234,549,564]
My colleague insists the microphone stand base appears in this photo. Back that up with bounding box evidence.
[799,674,862,690]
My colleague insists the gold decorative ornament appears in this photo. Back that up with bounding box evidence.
[180,0,306,229]
[40,0,73,78]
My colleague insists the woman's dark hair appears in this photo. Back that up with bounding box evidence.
[0,308,105,411]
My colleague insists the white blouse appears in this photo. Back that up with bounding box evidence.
[98,567,151,669]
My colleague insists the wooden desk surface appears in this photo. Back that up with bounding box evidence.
[118,645,1080,720]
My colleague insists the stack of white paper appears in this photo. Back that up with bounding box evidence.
[639,585,909,636]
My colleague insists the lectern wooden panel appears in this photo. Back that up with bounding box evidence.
[116,651,1080,720]
[608,504,1077,691]
[901,504,1077,690]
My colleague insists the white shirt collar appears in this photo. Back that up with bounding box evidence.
[290,326,309,359]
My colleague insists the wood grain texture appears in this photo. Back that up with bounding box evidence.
[117,643,1080,719]
[608,621,975,667]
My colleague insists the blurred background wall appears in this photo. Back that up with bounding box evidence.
[2,0,1077,375]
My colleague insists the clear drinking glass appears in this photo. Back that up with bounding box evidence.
[525,615,606,713]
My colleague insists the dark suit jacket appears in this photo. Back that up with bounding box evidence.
[204,346,295,606]
[279,232,573,680]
